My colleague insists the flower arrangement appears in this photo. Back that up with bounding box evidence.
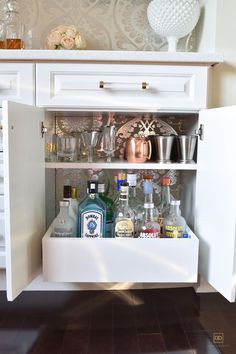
[45,25,87,50]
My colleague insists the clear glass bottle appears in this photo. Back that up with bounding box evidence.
[52,200,76,237]
[158,176,171,235]
[126,173,143,236]
[77,180,106,238]
[63,183,77,223]
[5,0,23,49]
[139,179,160,238]
[114,182,135,238]
[113,172,126,206]
[98,182,114,237]
[0,21,6,49]
[163,200,187,238]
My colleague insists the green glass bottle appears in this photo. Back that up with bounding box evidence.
[98,182,114,237]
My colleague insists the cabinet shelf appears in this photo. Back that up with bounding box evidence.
[45,161,197,170]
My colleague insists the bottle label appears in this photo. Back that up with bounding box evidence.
[115,219,134,237]
[139,228,159,238]
[81,210,103,238]
[165,225,184,238]
[53,227,73,237]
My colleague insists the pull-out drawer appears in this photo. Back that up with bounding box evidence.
[36,63,209,111]
[43,225,199,283]
[0,64,35,106]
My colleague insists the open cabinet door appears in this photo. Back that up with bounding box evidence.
[2,101,45,301]
[195,105,236,302]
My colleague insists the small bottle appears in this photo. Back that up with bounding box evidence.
[52,201,76,237]
[77,180,106,238]
[114,182,135,238]
[98,182,114,237]
[139,179,160,238]
[158,177,171,235]
[127,173,145,236]
[163,200,187,238]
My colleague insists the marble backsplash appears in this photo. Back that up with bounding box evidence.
[0,0,199,51]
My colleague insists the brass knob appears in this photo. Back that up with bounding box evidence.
[142,82,148,90]
[99,80,104,89]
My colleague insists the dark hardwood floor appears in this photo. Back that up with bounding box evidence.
[0,288,235,354]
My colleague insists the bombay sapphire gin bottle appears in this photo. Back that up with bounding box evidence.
[77,180,106,238]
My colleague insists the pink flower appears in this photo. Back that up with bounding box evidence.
[45,25,87,50]
[60,36,75,49]
[45,30,62,49]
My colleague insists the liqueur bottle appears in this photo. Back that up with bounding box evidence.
[158,176,171,235]
[77,180,106,238]
[52,201,76,237]
[98,182,114,237]
[114,182,135,238]
[163,200,187,238]
[139,179,160,238]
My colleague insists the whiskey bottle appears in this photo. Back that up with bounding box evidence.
[77,180,106,238]
[52,201,76,237]
[114,182,135,238]
[163,200,187,238]
[139,179,160,238]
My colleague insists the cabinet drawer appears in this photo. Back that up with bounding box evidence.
[36,63,208,111]
[43,226,199,283]
[0,63,35,106]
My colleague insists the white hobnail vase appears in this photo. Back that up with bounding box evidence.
[147,0,200,52]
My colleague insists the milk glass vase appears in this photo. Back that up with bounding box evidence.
[147,0,200,52]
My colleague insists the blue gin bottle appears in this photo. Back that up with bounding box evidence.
[77,180,106,238]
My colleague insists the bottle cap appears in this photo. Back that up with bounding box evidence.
[117,172,126,181]
[143,174,153,180]
[127,173,137,187]
[143,180,153,195]
[162,177,171,186]
[171,200,180,205]
[71,187,77,199]
[59,200,70,207]
[87,180,98,193]
[63,185,72,198]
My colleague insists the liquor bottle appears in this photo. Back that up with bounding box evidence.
[113,172,126,206]
[77,180,106,238]
[71,186,79,215]
[52,201,76,237]
[5,0,23,49]
[140,174,159,222]
[139,179,160,238]
[114,182,135,238]
[126,173,143,236]
[63,183,77,222]
[98,182,114,237]
[163,200,187,238]
[158,176,171,235]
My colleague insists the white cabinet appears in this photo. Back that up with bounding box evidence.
[2,100,236,302]
[36,63,209,111]
[0,64,35,106]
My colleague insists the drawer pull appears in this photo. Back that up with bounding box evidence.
[99,80,149,90]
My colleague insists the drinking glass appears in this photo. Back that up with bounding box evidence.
[81,130,102,162]
[57,135,77,162]
[103,125,116,162]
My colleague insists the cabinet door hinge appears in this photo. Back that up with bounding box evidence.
[41,122,47,138]
[195,124,204,141]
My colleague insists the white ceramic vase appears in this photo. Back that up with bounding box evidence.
[147,0,200,52]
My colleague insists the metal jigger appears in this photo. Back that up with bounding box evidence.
[81,130,102,162]
[103,125,116,162]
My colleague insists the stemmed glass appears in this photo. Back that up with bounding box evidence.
[103,125,116,162]
[81,130,102,162]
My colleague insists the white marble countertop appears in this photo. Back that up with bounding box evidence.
[0,50,223,65]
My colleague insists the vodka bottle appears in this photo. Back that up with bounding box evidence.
[98,182,114,237]
[163,200,187,238]
[126,173,143,236]
[158,177,171,235]
[77,181,106,238]
[114,183,135,238]
[139,179,160,238]
[52,201,76,237]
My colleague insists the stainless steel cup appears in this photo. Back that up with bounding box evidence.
[177,135,197,163]
[151,135,175,163]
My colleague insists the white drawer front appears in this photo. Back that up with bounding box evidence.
[43,226,199,283]
[36,63,208,111]
[0,63,35,106]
